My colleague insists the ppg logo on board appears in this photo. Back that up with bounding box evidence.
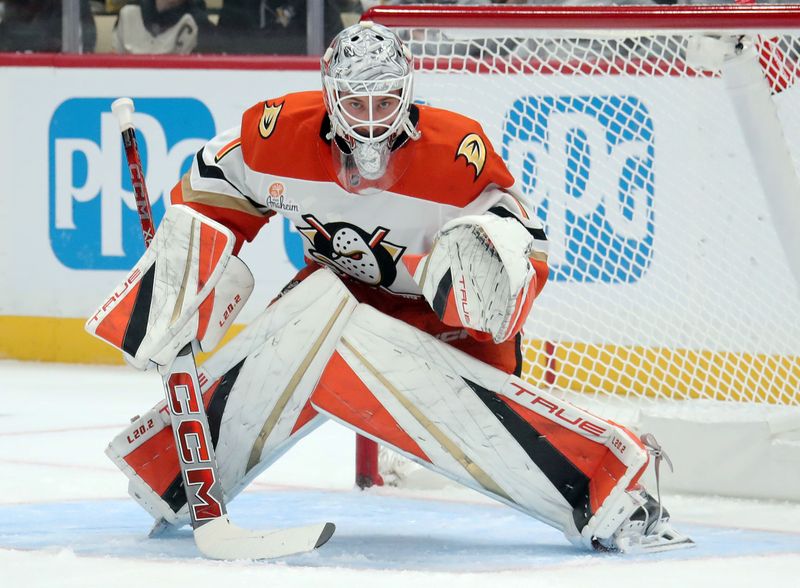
[502,96,655,283]
[49,98,215,269]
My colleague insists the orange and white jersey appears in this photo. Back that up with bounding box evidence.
[172,90,547,298]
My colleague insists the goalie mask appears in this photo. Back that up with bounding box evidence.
[321,21,419,193]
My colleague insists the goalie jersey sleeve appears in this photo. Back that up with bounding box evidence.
[170,126,275,252]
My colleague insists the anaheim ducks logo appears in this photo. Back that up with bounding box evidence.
[456,133,487,179]
[258,102,283,139]
[298,214,405,289]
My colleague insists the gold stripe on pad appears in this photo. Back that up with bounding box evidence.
[171,219,196,325]
[340,337,514,503]
[416,243,436,291]
[246,297,351,472]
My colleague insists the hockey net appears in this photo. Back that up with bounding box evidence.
[355,5,800,499]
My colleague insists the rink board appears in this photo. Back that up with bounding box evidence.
[2,56,799,361]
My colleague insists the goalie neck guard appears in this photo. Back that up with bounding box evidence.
[321,21,420,193]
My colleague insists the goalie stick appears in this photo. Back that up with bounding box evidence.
[111,98,335,560]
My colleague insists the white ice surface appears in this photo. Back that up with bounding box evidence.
[1,360,799,587]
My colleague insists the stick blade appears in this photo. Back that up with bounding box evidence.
[193,517,336,560]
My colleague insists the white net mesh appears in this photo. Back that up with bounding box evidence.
[394,25,800,406]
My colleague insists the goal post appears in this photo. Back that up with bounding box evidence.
[354,4,800,499]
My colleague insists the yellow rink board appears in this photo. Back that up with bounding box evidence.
[524,340,800,405]
[2,316,798,405]
[0,316,244,366]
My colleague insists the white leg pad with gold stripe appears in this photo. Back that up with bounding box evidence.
[310,304,649,548]
[203,268,357,495]
[106,268,357,526]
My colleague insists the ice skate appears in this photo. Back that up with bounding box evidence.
[593,488,694,553]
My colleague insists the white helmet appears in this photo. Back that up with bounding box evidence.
[321,21,419,189]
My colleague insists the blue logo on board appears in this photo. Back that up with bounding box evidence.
[49,98,215,269]
[284,217,306,270]
[502,96,655,283]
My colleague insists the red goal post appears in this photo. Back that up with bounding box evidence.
[353,4,800,498]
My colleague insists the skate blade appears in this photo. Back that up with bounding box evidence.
[148,518,183,538]
[619,535,695,554]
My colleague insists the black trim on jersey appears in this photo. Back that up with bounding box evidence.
[462,377,593,532]
[195,149,265,211]
[121,264,155,357]
[488,206,547,241]
[432,269,453,320]
[162,358,246,514]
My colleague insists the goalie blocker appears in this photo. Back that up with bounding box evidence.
[85,205,254,370]
[107,267,692,553]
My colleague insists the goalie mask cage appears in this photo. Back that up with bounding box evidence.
[354,4,800,500]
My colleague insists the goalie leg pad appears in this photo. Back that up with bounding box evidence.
[311,304,650,546]
[106,268,357,525]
